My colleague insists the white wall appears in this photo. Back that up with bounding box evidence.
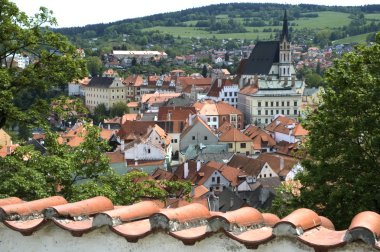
[124,143,165,160]
[0,223,371,252]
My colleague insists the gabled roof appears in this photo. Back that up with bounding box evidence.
[106,152,125,164]
[243,125,276,149]
[219,127,252,142]
[207,79,235,97]
[265,115,297,135]
[228,154,264,177]
[123,75,144,87]
[216,121,234,135]
[180,115,215,139]
[157,106,196,121]
[151,168,175,181]
[193,100,242,116]
[239,84,258,95]
[241,41,280,75]
[256,152,299,177]
[117,121,156,140]
[87,77,115,88]
[173,160,199,183]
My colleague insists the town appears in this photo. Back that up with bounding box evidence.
[0,1,379,251]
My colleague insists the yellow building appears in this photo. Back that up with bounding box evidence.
[0,129,12,147]
[218,127,252,155]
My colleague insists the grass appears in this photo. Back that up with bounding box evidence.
[333,33,372,44]
[365,13,380,20]
[142,11,368,41]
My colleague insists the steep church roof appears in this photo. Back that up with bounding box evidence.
[280,10,290,42]
[241,41,280,75]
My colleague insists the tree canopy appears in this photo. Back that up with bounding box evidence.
[294,33,380,229]
[0,0,86,129]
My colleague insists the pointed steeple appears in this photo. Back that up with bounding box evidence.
[280,10,290,42]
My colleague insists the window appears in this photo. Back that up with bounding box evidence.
[148,148,151,154]
[282,101,285,106]
[207,118,210,122]
[287,101,290,106]
[228,143,233,148]
[212,177,215,182]
[276,110,279,114]
[229,92,232,96]
[265,118,268,123]
[271,101,274,106]
[265,110,268,115]
[240,143,246,148]
[258,110,261,115]
[258,101,261,107]
[234,92,237,96]
[192,136,195,140]
[204,136,208,140]
[271,110,274,115]
[217,177,221,184]
[294,101,298,106]
[174,139,178,143]
[213,117,217,122]
[282,110,284,114]
[276,101,279,106]
[294,109,298,115]
[224,92,227,96]
[265,101,268,107]
[287,110,290,115]
[223,116,226,122]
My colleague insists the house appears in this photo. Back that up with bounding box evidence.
[206,78,239,108]
[237,11,305,126]
[256,152,299,180]
[117,121,156,144]
[218,127,252,155]
[139,75,177,96]
[122,74,144,101]
[68,77,90,97]
[179,115,219,162]
[193,100,244,130]
[265,115,308,143]
[175,76,212,100]
[0,195,377,251]
[243,125,276,154]
[0,129,12,147]
[156,106,196,159]
[140,92,182,113]
[83,76,128,112]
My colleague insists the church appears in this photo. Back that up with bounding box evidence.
[237,11,305,126]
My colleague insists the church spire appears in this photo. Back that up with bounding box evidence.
[280,10,290,42]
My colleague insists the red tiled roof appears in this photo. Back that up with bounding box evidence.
[0,195,379,251]
[207,79,234,97]
[243,125,276,150]
[219,127,252,142]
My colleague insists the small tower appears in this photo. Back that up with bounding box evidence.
[279,10,292,80]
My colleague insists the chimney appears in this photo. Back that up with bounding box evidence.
[291,76,296,86]
[135,158,138,166]
[197,160,201,172]
[280,157,284,171]
[121,139,125,151]
[167,112,172,121]
[217,79,222,88]
[188,114,193,126]
[184,162,189,179]
[108,124,111,130]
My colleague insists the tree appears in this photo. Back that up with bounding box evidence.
[294,34,380,229]
[92,103,109,124]
[110,102,129,118]
[0,0,86,129]
[201,64,208,78]
[305,72,323,87]
[0,124,191,203]
[86,56,103,77]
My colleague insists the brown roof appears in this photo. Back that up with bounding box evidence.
[219,127,252,142]
[243,125,276,150]
[239,84,258,95]
[106,152,125,164]
[0,195,378,251]
[117,121,156,140]
[227,154,264,177]
[256,152,299,177]
[122,75,144,87]
[151,168,175,181]
[265,115,303,136]
[192,185,209,198]
[207,79,235,97]
[157,106,196,121]
[216,121,234,135]
[174,160,199,183]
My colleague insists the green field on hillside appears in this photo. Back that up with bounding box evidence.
[333,33,372,44]
[143,11,354,40]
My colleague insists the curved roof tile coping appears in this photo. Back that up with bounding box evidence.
[273,208,321,236]
[159,203,210,222]
[150,203,210,231]
[262,213,280,227]
[0,196,67,220]
[208,207,264,232]
[319,216,335,230]
[44,196,113,218]
[345,211,380,246]
[0,197,23,207]
[92,201,162,227]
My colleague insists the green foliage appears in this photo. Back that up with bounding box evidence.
[92,103,109,124]
[0,124,191,204]
[86,56,103,77]
[0,0,87,129]
[294,33,380,229]
[109,102,129,118]
[270,182,299,218]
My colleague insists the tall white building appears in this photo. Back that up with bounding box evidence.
[237,11,304,126]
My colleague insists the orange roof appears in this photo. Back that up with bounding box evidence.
[193,100,243,116]
[192,185,209,198]
[294,123,309,136]
[123,75,144,87]
[106,152,125,164]
[243,125,276,150]
[0,195,377,251]
[100,129,115,140]
[0,144,19,157]
[127,102,139,108]
[219,127,252,142]
[239,84,258,95]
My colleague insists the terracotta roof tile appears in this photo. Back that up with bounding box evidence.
[0,195,378,251]
[0,197,23,207]
[219,127,252,142]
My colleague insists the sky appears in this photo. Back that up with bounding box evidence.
[11,0,376,28]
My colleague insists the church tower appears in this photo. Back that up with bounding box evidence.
[279,10,292,80]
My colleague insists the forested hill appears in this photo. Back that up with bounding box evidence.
[55,3,380,50]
